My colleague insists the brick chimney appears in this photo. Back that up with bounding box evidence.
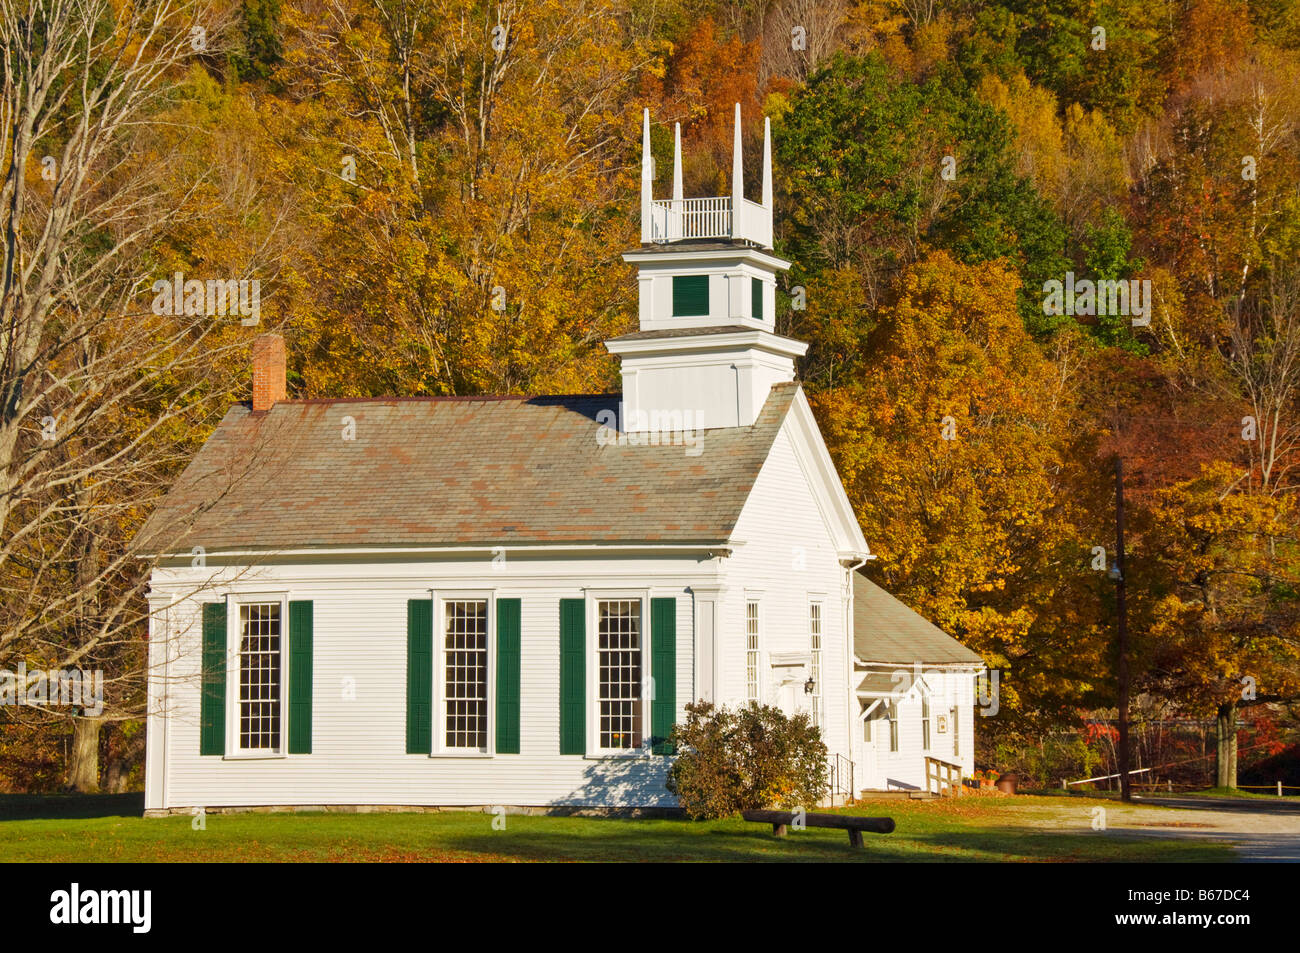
[251,333,287,412]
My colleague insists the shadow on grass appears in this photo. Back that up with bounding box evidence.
[0,793,144,821]
[431,818,1228,863]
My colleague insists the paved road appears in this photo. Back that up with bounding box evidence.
[1118,797,1300,861]
[1131,794,1300,815]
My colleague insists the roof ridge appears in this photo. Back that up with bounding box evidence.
[249,393,623,406]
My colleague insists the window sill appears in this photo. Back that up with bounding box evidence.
[428,751,494,759]
[584,750,656,761]
[223,752,287,761]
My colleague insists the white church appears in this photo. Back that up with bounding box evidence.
[140,107,984,814]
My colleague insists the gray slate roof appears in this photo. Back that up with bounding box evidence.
[854,572,984,667]
[137,384,798,554]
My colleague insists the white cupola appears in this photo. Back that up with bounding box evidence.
[606,105,808,431]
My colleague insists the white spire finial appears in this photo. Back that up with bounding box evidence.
[731,103,743,223]
[641,108,653,243]
[761,115,773,247]
[762,116,772,209]
[672,122,684,241]
[672,122,683,203]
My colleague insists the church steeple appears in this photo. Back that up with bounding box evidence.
[608,106,807,431]
[640,104,773,248]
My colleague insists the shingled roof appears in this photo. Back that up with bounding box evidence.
[137,383,799,555]
[853,572,984,667]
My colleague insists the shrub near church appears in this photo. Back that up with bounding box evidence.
[666,702,829,820]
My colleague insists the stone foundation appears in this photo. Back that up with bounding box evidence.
[143,804,683,819]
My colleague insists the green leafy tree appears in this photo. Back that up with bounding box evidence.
[775,52,1068,334]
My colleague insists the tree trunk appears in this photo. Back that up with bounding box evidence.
[1215,703,1238,789]
[67,717,102,793]
[105,758,127,793]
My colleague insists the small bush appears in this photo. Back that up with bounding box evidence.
[665,701,829,819]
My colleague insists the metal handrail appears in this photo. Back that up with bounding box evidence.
[829,752,855,805]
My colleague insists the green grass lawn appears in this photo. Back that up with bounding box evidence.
[0,793,1234,862]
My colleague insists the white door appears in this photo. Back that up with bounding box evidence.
[778,680,798,717]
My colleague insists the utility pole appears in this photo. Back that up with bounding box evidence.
[1114,455,1132,802]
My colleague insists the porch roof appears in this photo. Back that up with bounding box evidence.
[853,572,984,667]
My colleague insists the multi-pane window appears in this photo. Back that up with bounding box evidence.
[951,706,960,757]
[444,600,489,749]
[921,690,931,751]
[598,600,642,750]
[745,601,760,703]
[238,603,281,751]
[886,702,899,752]
[809,603,822,726]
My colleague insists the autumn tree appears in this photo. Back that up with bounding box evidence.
[811,252,1111,729]
[0,0,265,790]
[272,0,647,399]
[1142,462,1300,787]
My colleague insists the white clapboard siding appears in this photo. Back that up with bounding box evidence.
[147,556,708,809]
[721,422,852,763]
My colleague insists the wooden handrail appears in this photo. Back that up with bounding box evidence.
[925,755,963,797]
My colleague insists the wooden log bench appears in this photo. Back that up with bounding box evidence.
[741,809,895,848]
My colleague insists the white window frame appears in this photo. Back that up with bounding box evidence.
[808,601,823,726]
[585,589,650,758]
[745,597,762,704]
[224,591,290,760]
[921,685,932,752]
[886,701,899,752]
[431,589,496,758]
[951,705,960,757]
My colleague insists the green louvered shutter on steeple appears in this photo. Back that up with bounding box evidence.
[752,277,763,320]
[200,602,227,756]
[650,597,677,755]
[287,600,313,754]
[559,599,585,755]
[496,598,521,754]
[406,598,433,754]
[672,275,709,317]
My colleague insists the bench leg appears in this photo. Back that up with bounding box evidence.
[772,823,788,838]
[848,829,864,849]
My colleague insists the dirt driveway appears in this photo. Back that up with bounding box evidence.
[1029,795,1300,861]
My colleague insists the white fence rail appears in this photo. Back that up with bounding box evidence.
[649,196,770,245]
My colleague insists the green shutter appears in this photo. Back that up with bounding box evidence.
[650,597,677,754]
[200,602,227,756]
[288,600,313,754]
[559,598,585,755]
[752,277,763,320]
[406,599,433,754]
[672,275,709,316]
[496,598,521,754]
